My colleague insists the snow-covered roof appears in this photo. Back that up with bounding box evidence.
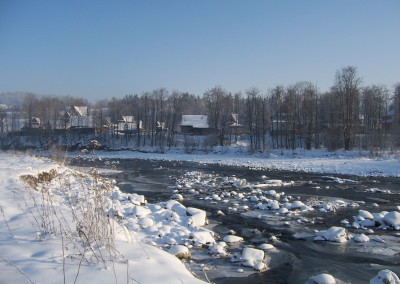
[180,115,209,128]
[73,106,88,116]
[119,116,135,123]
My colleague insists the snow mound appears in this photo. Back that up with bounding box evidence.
[353,234,370,243]
[384,211,400,229]
[223,235,243,243]
[306,273,336,284]
[168,245,191,260]
[187,207,207,227]
[370,269,400,284]
[314,226,348,243]
[358,210,374,220]
[190,231,216,246]
[259,243,275,250]
[131,205,152,217]
[208,242,227,256]
[129,193,146,205]
[241,247,265,268]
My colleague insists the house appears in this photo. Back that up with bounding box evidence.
[62,106,95,133]
[30,117,41,129]
[156,121,166,133]
[180,115,213,135]
[117,116,143,134]
[21,117,43,132]
[64,106,91,129]
[228,113,246,135]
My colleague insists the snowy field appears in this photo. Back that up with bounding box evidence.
[0,151,399,284]
[89,148,400,177]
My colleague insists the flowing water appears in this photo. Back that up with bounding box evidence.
[70,157,400,284]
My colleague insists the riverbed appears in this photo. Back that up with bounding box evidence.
[69,157,400,284]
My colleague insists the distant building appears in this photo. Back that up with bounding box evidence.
[156,121,166,132]
[117,116,143,134]
[180,115,213,135]
[65,106,91,129]
[228,113,246,135]
[21,117,43,132]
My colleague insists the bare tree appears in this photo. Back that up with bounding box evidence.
[361,85,389,152]
[331,66,362,150]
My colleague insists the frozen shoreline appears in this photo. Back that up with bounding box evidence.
[80,148,400,178]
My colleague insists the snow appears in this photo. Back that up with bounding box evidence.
[223,235,244,243]
[187,207,207,226]
[208,242,228,256]
[87,148,400,178]
[190,231,216,246]
[0,152,206,284]
[358,210,375,220]
[241,247,265,268]
[370,269,400,284]
[383,211,400,229]
[180,115,209,128]
[259,243,275,250]
[168,245,191,260]
[353,234,370,243]
[1,149,400,283]
[314,227,349,243]
[306,273,336,284]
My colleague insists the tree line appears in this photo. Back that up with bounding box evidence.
[1,66,399,153]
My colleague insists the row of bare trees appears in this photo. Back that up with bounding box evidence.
[2,66,399,152]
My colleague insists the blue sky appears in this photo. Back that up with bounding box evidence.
[1,0,399,100]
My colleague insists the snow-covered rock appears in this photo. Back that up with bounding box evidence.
[187,207,207,227]
[384,211,400,229]
[314,227,348,243]
[353,234,370,243]
[131,205,152,217]
[307,273,336,284]
[138,217,154,227]
[279,207,289,214]
[165,200,187,215]
[208,242,227,256]
[168,245,191,260]
[254,261,267,271]
[358,210,374,220]
[129,193,146,205]
[259,243,275,250]
[190,231,216,246]
[223,235,243,243]
[370,269,400,284]
[361,219,376,227]
[291,200,305,210]
[241,247,265,268]
[171,193,183,201]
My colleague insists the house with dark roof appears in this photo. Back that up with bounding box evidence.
[180,115,214,135]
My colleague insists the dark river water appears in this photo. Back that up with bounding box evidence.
[69,157,400,284]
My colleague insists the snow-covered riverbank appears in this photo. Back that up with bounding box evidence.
[87,148,400,177]
[0,152,207,284]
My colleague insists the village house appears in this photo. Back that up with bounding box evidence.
[228,113,246,136]
[156,121,166,133]
[117,116,143,134]
[62,106,95,133]
[180,115,213,135]
[21,117,43,132]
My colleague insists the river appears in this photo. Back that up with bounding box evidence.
[69,157,400,284]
